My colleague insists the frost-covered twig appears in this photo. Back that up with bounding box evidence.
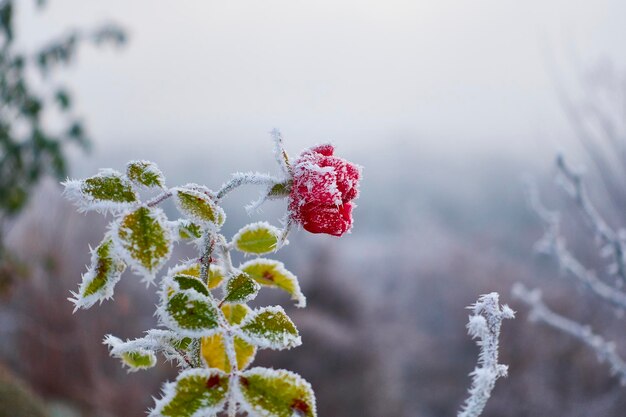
[216,171,279,200]
[555,155,626,285]
[512,283,626,385]
[526,181,626,310]
[458,293,515,417]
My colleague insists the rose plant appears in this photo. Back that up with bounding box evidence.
[62,131,361,417]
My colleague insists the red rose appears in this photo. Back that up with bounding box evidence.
[288,144,361,236]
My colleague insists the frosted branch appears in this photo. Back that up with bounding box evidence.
[216,172,280,200]
[526,181,626,309]
[512,283,626,385]
[458,293,515,417]
[555,155,626,285]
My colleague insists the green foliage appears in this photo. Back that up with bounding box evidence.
[223,272,260,304]
[174,187,225,226]
[0,1,126,219]
[116,207,172,276]
[83,170,137,204]
[237,306,301,350]
[126,160,165,189]
[151,369,229,417]
[241,258,305,307]
[238,368,316,417]
[164,290,220,337]
[172,274,209,297]
[233,222,281,254]
[121,350,157,371]
[176,219,203,240]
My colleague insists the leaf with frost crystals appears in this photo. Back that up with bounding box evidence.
[238,367,316,417]
[175,219,203,240]
[222,272,260,304]
[150,368,229,417]
[235,306,301,350]
[232,222,281,255]
[169,262,224,289]
[202,304,256,372]
[114,206,172,279]
[241,258,305,307]
[160,288,220,337]
[126,160,165,188]
[174,186,225,227]
[62,169,137,213]
[104,335,156,372]
[69,237,126,311]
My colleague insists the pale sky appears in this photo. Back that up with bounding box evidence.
[17,0,626,165]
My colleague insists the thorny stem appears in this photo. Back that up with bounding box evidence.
[513,283,626,385]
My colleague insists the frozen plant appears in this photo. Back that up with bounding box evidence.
[61,132,362,417]
[516,155,626,383]
[458,293,514,417]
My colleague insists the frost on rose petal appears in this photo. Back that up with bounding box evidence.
[240,258,305,308]
[69,237,126,311]
[62,168,138,213]
[150,368,229,417]
[126,160,166,189]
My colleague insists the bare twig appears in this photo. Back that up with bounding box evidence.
[513,283,626,385]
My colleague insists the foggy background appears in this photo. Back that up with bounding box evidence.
[3,0,626,416]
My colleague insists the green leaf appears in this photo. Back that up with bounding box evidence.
[241,259,305,308]
[103,335,157,372]
[236,306,301,350]
[162,289,220,337]
[126,160,165,188]
[115,207,172,278]
[238,367,316,417]
[63,169,137,212]
[222,273,260,304]
[174,187,225,226]
[172,274,209,296]
[150,369,229,417]
[176,219,203,240]
[169,262,224,290]
[121,350,156,370]
[70,237,126,311]
[268,180,292,198]
[232,222,281,255]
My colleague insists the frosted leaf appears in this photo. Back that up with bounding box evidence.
[113,206,173,281]
[201,331,256,372]
[235,306,301,350]
[237,367,316,417]
[240,258,305,308]
[222,272,261,305]
[103,335,157,372]
[150,368,229,417]
[173,186,225,227]
[168,261,225,290]
[69,237,126,311]
[159,288,220,338]
[62,169,138,213]
[175,219,203,241]
[126,160,165,189]
[232,222,281,255]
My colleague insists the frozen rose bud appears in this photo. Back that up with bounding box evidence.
[289,144,361,236]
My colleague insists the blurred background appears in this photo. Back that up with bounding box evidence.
[2,0,626,416]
